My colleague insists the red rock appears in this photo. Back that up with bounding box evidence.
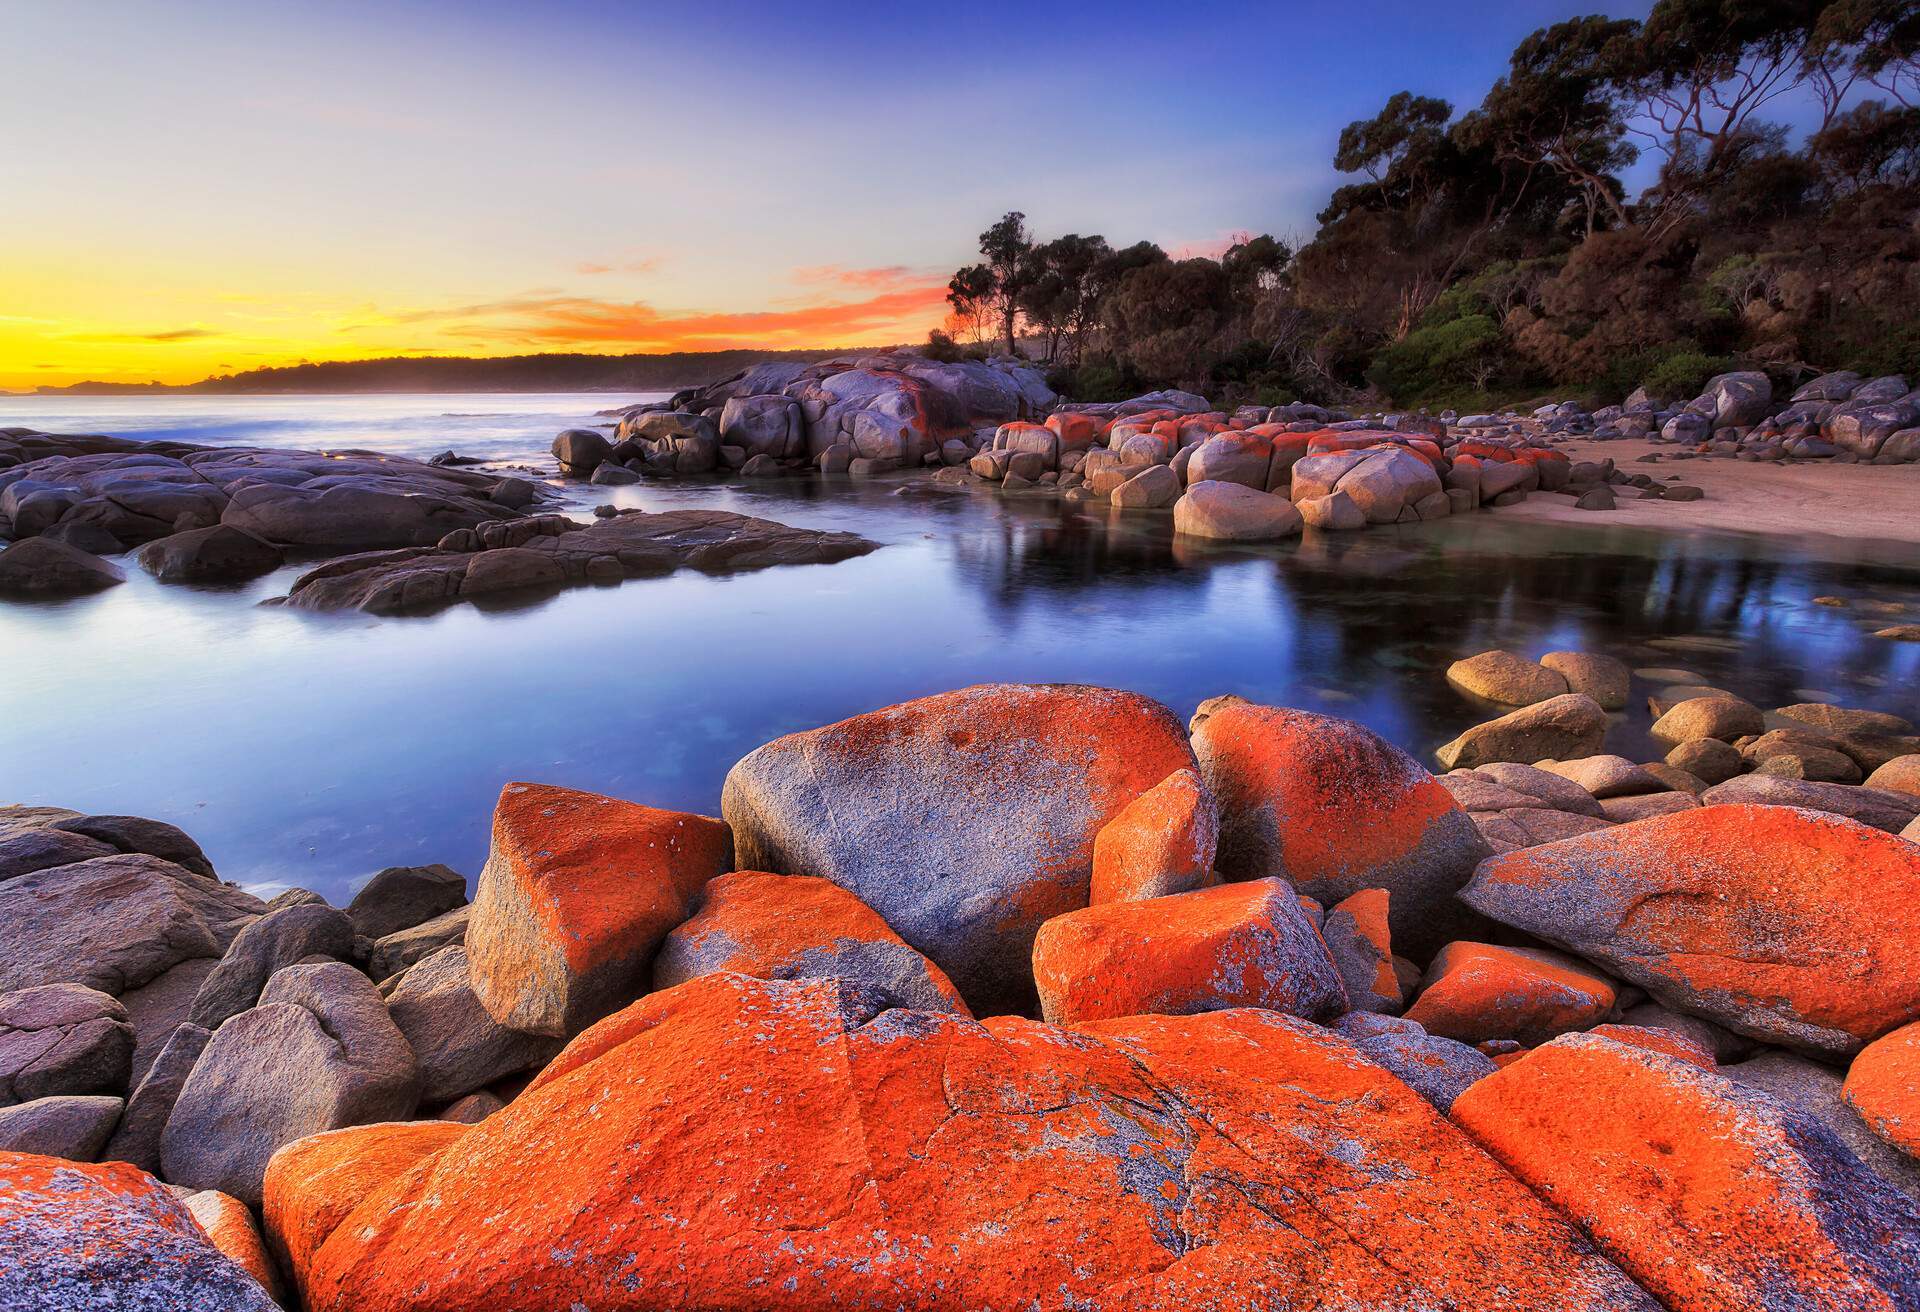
[1190,697,1490,956]
[1462,804,1920,1057]
[1089,767,1218,904]
[653,870,969,1014]
[1030,878,1346,1025]
[722,684,1196,1015]
[294,973,1654,1311]
[181,1187,284,1303]
[0,1151,278,1308]
[1453,1032,1920,1310]
[1845,1021,1920,1159]
[262,1121,467,1301]
[1405,942,1617,1046]
[465,783,732,1037]
[1587,1022,1717,1070]
[1321,888,1401,1013]
[1044,412,1098,452]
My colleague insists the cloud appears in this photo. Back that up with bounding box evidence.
[59,327,218,344]
[790,264,926,290]
[141,328,216,342]
[576,257,665,276]
[367,280,951,351]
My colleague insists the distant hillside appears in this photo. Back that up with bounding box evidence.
[35,349,871,396]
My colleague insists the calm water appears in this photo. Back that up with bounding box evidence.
[3,393,1917,902]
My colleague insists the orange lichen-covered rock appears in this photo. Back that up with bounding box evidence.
[1586,1021,1717,1070]
[1089,767,1218,904]
[1030,878,1347,1025]
[1453,1033,1920,1310]
[722,684,1196,1015]
[1044,411,1098,452]
[1845,1021,1920,1159]
[0,1151,278,1309]
[652,870,969,1014]
[181,1187,284,1304]
[261,1121,467,1298]
[1405,942,1617,1046]
[1461,804,1920,1058]
[1321,888,1401,1013]
[295,973,1655,1312]
[466,783,732,1037]
[1190,696,1490,955]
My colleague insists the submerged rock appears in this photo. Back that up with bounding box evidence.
[0,537,125,597]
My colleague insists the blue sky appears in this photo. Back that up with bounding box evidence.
[3,0,1663,383]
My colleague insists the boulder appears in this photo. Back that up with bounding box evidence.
[652,871,969,1015]
[1699,774,1919,833]
[136,525,283,583]
[0,828,116,882]
[286,973,1654,1312]
[1666,737,1744,784]
[99,1022,210,1174]
[1404,942,1617,1046]
[1539,755,1661,798]
[1453,1033,1920,1310]
[722,684,1196,1016]
[1192,697,1489,956]
[1108,463,1179,509]
[1695,371,1772,429]
[1088,767,1218,904]
[0,983,132,1106]
[1171,481,1303,541]
[718,394,805,460]
[1296,489,1367,530]
[1599,790,1699,822]
[345,863,466,941]
[0,1095,123,1160]
[188,902,356,1030]
[0,536,125,597]
[161,962,419,1207]
[1462,804,1920,1057]
[1030,878,1347,1026]
[1539,651,1630,710]
[466,783,732,1038]
[1336,447,1444,523]
[261,1121,468,1300]
[222,479,514,550]
[1473,762,1608,817]
[1846,1021,1920,1162]
[1446,650,1569,706]
[0,854,256,996]
[1320,889,1401,1014]
[0,1152,278,1309]
[117,957,216,1084]
[1866,754,1920,798]
[550,429,611,476]
[369,905,469,982]
[50,813,216,878]
[1185,433,1271,488]
[1651,695,1766,743]
[385,946,557,1105]
[1330,1012,1495,1112]
[1728,1050,1920,1199]
[180,1188,284,1303]
[1435,693,1608,770]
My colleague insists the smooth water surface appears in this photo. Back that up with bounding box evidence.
[3,393,1917,901]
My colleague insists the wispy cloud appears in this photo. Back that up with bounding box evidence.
[576,256,665,276]
[790,264,922,289]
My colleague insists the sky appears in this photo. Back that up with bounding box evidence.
[0,0,1655,389]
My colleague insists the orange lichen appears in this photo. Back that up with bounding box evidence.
[1845,1021,1920,1157]
[1405,942,1616,1046]
[1090,768,1218,904]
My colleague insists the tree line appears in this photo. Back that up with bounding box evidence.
[942,0,1919,409]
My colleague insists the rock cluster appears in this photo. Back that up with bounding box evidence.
[6,679,1920,1307]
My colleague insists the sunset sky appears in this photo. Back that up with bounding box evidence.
[1,0,1644,390]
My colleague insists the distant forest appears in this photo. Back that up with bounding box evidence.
[31,349,858,396]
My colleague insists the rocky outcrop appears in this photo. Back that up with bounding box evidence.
[0,1151,279,1309]
[1461,804,1920,1057]
[277,508,876,614]
[722,684,1197,1016]
[0,984,132,1107]
[653,870,970,1014]
[465,784,732,1038]
[284,972,1654,1312]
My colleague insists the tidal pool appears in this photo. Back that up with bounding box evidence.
[3,393,1916,901]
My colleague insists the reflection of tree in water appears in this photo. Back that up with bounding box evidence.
[945,501,1920,747]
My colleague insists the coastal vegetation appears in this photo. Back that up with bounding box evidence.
[946,0,1920,410]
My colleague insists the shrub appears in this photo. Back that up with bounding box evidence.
[1365,313,1502,404]
[1641,349,1731,402]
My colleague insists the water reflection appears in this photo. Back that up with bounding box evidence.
[3,461,1917,905]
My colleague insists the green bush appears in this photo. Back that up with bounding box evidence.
[1048,355,1139,403]
[1365,313,1502,404]
[1641,349,1731,402]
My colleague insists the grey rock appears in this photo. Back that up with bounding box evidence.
[1726,1050,1920,1201]
[550,428,611,476]
[117,957,216,1084]
[188,902,356,1030]
[1435,694,1609,770]
[1699,775,1919,834]
[1332,1013,1495,1112]
[0,827,117,882]
[0,537,125,596]
[384,946,555,1105]
[136,524,283,583]
[0,983,132,1105]
[161,961,418,1207]
[345,863,466,941]
[1474,762,1609,817]
[369,904,470,982]
[0,1095,123,1161]
[51,813,217,879]
[100,1022,211,1174]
